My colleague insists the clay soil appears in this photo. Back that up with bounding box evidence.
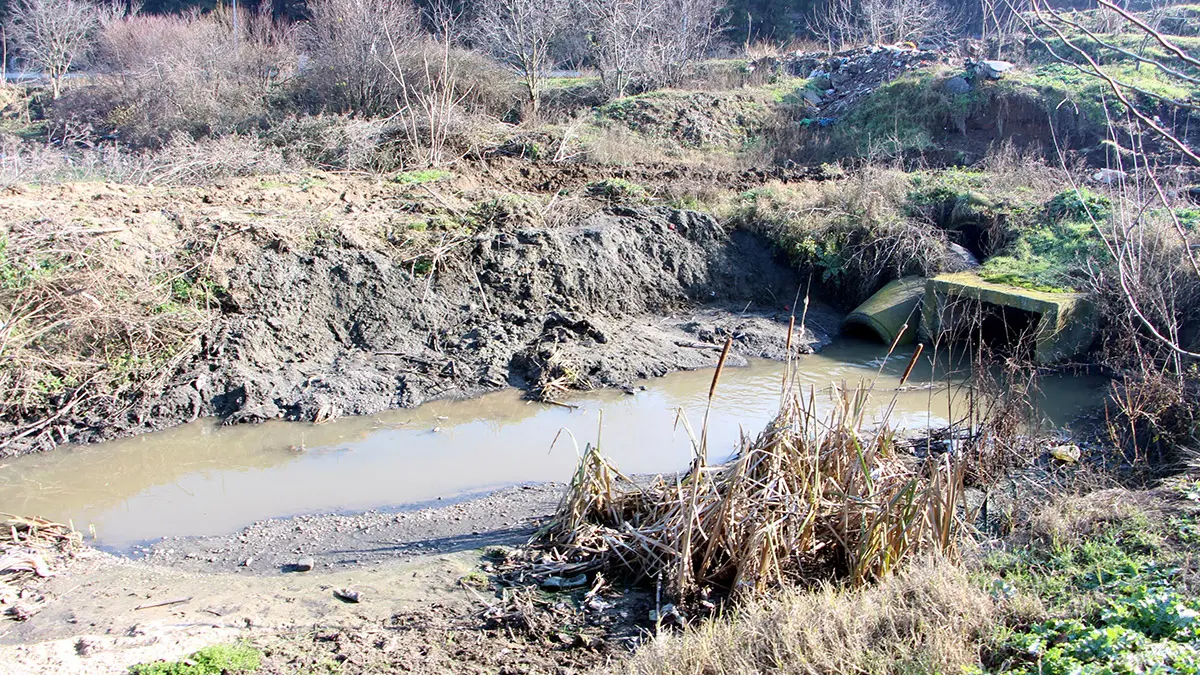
[0,165,838,457]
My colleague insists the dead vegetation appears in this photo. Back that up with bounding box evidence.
[0,213,216,454]
[728,169,959,308]
[535,340,969,602]
[623,556,994,675]
[0,514,81,621]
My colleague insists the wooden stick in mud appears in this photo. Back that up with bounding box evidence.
[135,596,192,610]
[543,400,579,410]
[673,341,723,351]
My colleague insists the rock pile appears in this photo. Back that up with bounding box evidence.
[754,44,955,114]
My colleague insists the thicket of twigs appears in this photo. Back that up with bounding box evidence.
[0,217,215,454]
[537,339,969,602]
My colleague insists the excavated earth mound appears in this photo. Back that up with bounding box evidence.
[56,206,834,451]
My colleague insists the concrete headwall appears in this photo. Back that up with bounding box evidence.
[918,272,1097,364]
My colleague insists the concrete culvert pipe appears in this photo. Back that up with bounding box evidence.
[841,277,926,346]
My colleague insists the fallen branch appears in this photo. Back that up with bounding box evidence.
[135,596,192,611]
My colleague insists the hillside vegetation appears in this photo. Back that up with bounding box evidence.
[1,0,1199,673]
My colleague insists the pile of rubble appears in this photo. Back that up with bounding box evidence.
[753,43,1016,117]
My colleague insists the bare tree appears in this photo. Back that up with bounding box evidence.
[980,0,1025,57]
[581,0,722,98]
[473,0,569,113]
[7,0,106,98]
[810,0,953,49]
[650,0,724,87]
[1021,0,1200,364]
[583,0,655,98]
[303,0,422,114]
[423,0,465,45]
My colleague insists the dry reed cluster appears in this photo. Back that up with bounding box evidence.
[1,514,81,620]
[539,338,969,601]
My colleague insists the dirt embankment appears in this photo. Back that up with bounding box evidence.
[1,175,835,456]
[173,206,825,427]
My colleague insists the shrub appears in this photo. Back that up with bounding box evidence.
[299,0,422,115]
[728,170,955,308]
[264,114,403,172]
[54,8,297,148]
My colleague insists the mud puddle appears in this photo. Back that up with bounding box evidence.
[0,341,1109,550]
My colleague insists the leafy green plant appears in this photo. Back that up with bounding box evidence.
[982,495,1200,675]
[1047,188,1112,222]
[129,643,261,675]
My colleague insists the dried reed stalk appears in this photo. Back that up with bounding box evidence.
[539,359,968,601]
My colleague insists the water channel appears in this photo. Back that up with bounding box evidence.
[0,340,1109,550]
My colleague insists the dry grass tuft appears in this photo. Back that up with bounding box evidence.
[0,216,216,454]
[538,354,970,600]
[623,555,994,675]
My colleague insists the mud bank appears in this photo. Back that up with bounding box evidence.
[0,484,644,675]
[136,483,564,574]
[7,203,833,456]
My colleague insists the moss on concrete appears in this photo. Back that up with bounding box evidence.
[920,272,1097,364]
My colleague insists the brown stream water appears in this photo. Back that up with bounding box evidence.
[0,341,1108,549]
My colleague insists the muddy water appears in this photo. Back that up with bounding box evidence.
[0,341,1108,549]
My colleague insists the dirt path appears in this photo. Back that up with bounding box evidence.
[0,548,485,674]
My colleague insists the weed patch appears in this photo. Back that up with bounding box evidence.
[978,189,1111,292]
[130,643,261,675]
[586,178,649,204]
[394,169,455,185]
[727,171,955,307]
[981,487,1200,674]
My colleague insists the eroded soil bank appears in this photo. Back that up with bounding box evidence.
[1,177,838,456]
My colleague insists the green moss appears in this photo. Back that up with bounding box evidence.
[977,189,1112,293]
[129,643,261,675]
[392,169,455,185]
[907,169,990,207]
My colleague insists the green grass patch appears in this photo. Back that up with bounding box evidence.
[586,177,649,203]
[980,492,1200,675]
[827,70,975,158]
[1011,62,1198,129]
[977,189,1111,292]
[392,169,455,186]
[543,75,602,91]
[130,643,261,675]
